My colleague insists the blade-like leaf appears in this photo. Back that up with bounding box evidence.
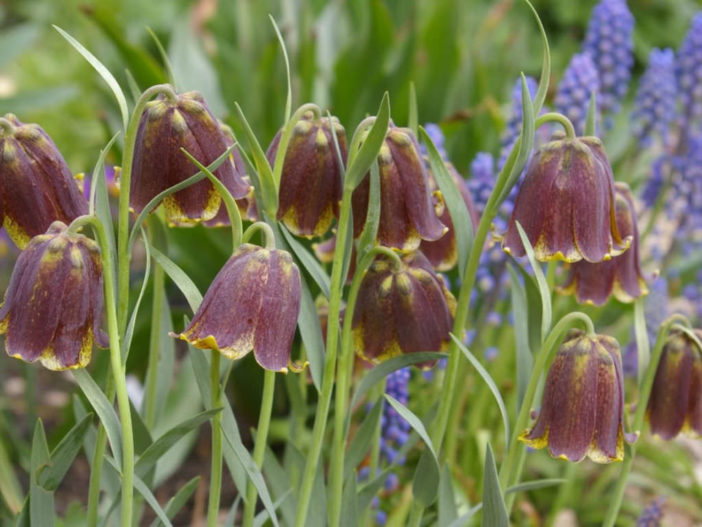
[30,420,54,527]
[339,472,359,527]
[355,160,381,259]
[515,221,552,341]
[150,246,203,312]
[149,476,201,527]
[438,464,458,526]
[37,414,93,491]
[0,436,23,514]
[344,398,383,477]
[482,444,509,527]
[280,226,331,298]
[344,93,390,190]
[507,264,534,410]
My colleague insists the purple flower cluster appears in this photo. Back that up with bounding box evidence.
[583,0,634,118]
[499,76,539,170]
[423,123,449,160]
[631,48,677,147]
[467,152,496,216]
[677,13,702,137]
[636,497,665,527]
[380,368,411,465]
[555,53,600,135]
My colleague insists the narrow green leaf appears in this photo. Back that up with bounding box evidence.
[150,246,203,312]
[506,478,565,494]
[515,221,552,341]
[438,464,458,526]
[585,91,597,137]
[356,467,393,513]
[350,352,446,409]
[253,489,293,527]
[153,295,177,426]
[123,226,151,362]
[37,414,92,491]
[524,0,550,114]
[482,443,509,527]
[262,446,297,526]
[53,25,129,130]
[408,82,418,136]
[451,335,510,448]
[343,398,383,476]
[29,420,54,527]
[269,15,292,124]
[507,263,534,410]
[136,408,222,477]
[356,160,381,259]
[280,226,331,298]
[420,125,474,275]
[339,472,359,527]
[297,277,325,392]
[146,27,177,88]
[345,92,390,190]
[0,437,23,514]
[129,400,153,456]
[73,369,122,466]
[148,476,201,527]
[224,496,242,527]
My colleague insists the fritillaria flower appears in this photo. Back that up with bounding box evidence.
[503,135,630,262]
[174,244,301,371]
[352,251,455,366]
[521,330,634,463]
[0,221,107,370]
[352,124,447,251]
[419,161,479,271]
[267,111,346,237]
[130,90,250,226]
[647,329,702,439]
[0,114,88,248]
[560,183,649,305]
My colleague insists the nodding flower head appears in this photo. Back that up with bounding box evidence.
[130,90,251,226]
[521,329,635,463]
[0,221,107,370]
[503,135,630,263]
[0,114,88,248]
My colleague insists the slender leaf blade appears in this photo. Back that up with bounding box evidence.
[482,443,509,527]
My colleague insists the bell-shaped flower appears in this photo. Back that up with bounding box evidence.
[130,90,251,226]
[173,243,301,371]
[503,135,630,262]
[521,330,634,463]
[0,114,88,248]
[559,183,649,305]
[267,111,346,237]
[420,161,480,271]
[352,251,455,366]
[352,124,447,251]
[0,221,107,370]
[647,328,702,439]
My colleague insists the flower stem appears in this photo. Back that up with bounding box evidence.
[535,112,576,139]
[294,189,353,527]
[243,369,276,527]
[602,315,690,526]
[208,351,223,527]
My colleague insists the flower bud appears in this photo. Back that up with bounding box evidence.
[521,330,634,463]
[0,114,88,248]
[174,244,301,371]
[130,90,250,226]
[267,111,346,237]
[352,251,455,367]
[0,221,107,370]
[647,328,702,439]
[559,183,649,305]
[352,124,447,251]
[503,135,630,262]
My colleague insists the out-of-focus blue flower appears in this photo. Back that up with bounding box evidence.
[381,368,411,465]
[677,13,702,137]
[555,53,600,135]
[631,48,677,147]
[499,76,539,170]
[583,0,634,119]
[636,497,665,527]
[423,123,449,161]
[674,136,702,238]
[467,152,495,215]
[640,155,668,209]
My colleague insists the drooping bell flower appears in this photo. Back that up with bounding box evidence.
[352,124,447,251]
[0,114,88,248]
[520,329,634,463]
[352,251,455,366]
[559,183,649,305]
[647,328,702,439]
[130,90,251,226]
[0,221,107,370]
[173,243,301,371]
[419,162,479,271]
[267,111,346,237]
[503,134,630,262]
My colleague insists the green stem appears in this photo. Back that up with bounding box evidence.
[208,352,223,527]
[535,112,576,139]
[242,221,276,248]
[294,189,353,527]
[243,370,277,527]
[117,84,177,336]
[329,247,401,526]
[602,315,691,526]
[499,311,595,492]
[70,215,135,527]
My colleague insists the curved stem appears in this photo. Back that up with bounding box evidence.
[207,352,223,527]
[242,221,276,248]
[602,314,693,526]
[0,117,17,134]
[117,84,177,336]
[328,246,401,526]
[71,215,135,527]
[535,112,576,139]
[294,189,353,527]
[243,370,276,527]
